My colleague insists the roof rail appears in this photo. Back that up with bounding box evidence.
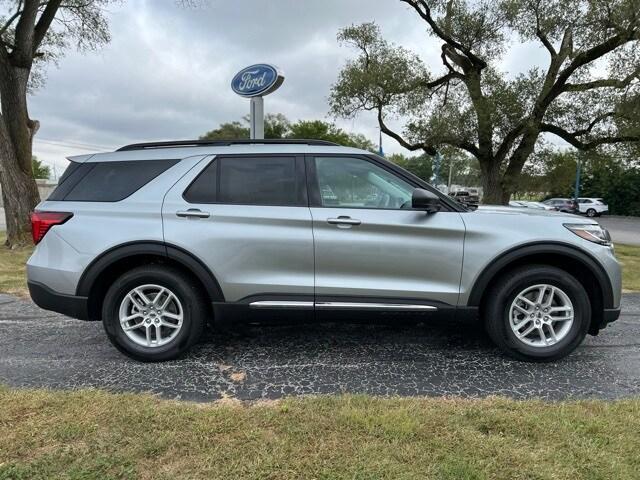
[116,139,340,151]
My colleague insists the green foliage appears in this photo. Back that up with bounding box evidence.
[581,157,640,216]
[31,156,50,180]
[388,153,433,181]
[288,120,376,151]
[199,121,248,140]
[200,114,376,151]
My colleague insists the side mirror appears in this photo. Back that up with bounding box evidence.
[412,188,441,213]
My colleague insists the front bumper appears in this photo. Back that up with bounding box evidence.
[28,281,91,320]
[602,308,621,326]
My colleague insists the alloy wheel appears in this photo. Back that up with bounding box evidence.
[509,284,574,348]
[118,284,184,347]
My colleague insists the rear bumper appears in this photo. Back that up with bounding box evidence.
[28,281,91,320]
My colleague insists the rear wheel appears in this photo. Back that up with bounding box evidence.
[586,208,597,217]
[483,265,590,362]
[102,265,207,362]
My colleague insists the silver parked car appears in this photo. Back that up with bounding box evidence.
[27,140,621,362]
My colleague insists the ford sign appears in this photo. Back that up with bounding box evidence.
[231,64,284,98]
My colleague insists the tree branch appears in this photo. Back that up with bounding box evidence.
[376,105,479,157]
[564,67,640,92]
[12,0,39,65]
[0,2,23,37]
[33,0,63,53]
[541,123,640,150]
[400,0,487,69]
[533,0,556,57]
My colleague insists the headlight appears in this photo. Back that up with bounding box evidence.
[564,223,612,246]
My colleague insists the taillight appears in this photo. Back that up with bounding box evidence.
[30,211,73,244]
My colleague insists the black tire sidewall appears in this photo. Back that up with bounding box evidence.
[587,209,596,217]
[102,266,205,361]
[487,266,591,361]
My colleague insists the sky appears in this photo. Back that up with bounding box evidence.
[28,0,548,178]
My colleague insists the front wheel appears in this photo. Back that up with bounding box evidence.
[483,265,591,362]
[586,208,597,217]
[102,265,207,362]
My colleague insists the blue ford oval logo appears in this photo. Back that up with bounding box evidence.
[231,64,284,97]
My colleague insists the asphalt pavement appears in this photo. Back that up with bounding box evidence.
[598,216,640,246]
[0,293,638,402]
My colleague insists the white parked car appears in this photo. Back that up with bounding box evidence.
[577,198,609,217]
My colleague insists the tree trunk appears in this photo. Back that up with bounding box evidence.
[0,65,41,247]
[479,158,505,205]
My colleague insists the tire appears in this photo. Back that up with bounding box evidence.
[102,265,207,362]
[586,208,597,217]
[483,265,591,362]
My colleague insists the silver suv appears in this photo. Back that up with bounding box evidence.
[27,139,621,362]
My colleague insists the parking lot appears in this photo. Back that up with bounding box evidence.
[1,292,638,402]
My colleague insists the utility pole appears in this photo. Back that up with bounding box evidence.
[433,151,442,190]
[574,156,581,201]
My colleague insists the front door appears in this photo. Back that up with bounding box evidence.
[307,155,465,307]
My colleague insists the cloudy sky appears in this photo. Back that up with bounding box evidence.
[29,0,547,177]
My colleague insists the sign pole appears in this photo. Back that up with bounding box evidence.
[250,97,264,140]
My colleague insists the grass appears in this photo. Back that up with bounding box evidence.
[0,234,32,296]
[616,244,640,292]
[0,387,639,479]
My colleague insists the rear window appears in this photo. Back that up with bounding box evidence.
[48,159,178,202]
[183,156,302,206]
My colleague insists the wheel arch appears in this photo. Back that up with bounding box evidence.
[467,242,614,334]
[77,241,224,320]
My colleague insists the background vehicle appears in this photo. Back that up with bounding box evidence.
[449,190,480,209]
[27,139,621,363]
[543,198,579,213]
[577,198,609,217]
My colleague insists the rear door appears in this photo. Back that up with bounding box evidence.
[162,154,314,303]
[307,155,466,308]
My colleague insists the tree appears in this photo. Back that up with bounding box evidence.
[31,156,49,179]
[387,152,433,181]
[287,119,376,151]
[201,114,377,151]
[581,155,640,216]
[329,1,640,204]
[0,0,112,246]
[199,121,248,140]
[200,114,291,140]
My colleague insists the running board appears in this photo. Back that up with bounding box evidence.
[249,301,437,311]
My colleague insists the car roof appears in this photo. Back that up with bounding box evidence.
[68,142,371,163]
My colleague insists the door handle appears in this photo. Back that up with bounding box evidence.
[176,209,210,219]
[327,216,361,226]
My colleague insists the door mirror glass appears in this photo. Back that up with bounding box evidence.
[412,188,441,213]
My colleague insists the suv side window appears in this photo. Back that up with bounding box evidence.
[49,159,178,202]
[183,160,218,203]
[313,156,414,209]
[184,156,303,206]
